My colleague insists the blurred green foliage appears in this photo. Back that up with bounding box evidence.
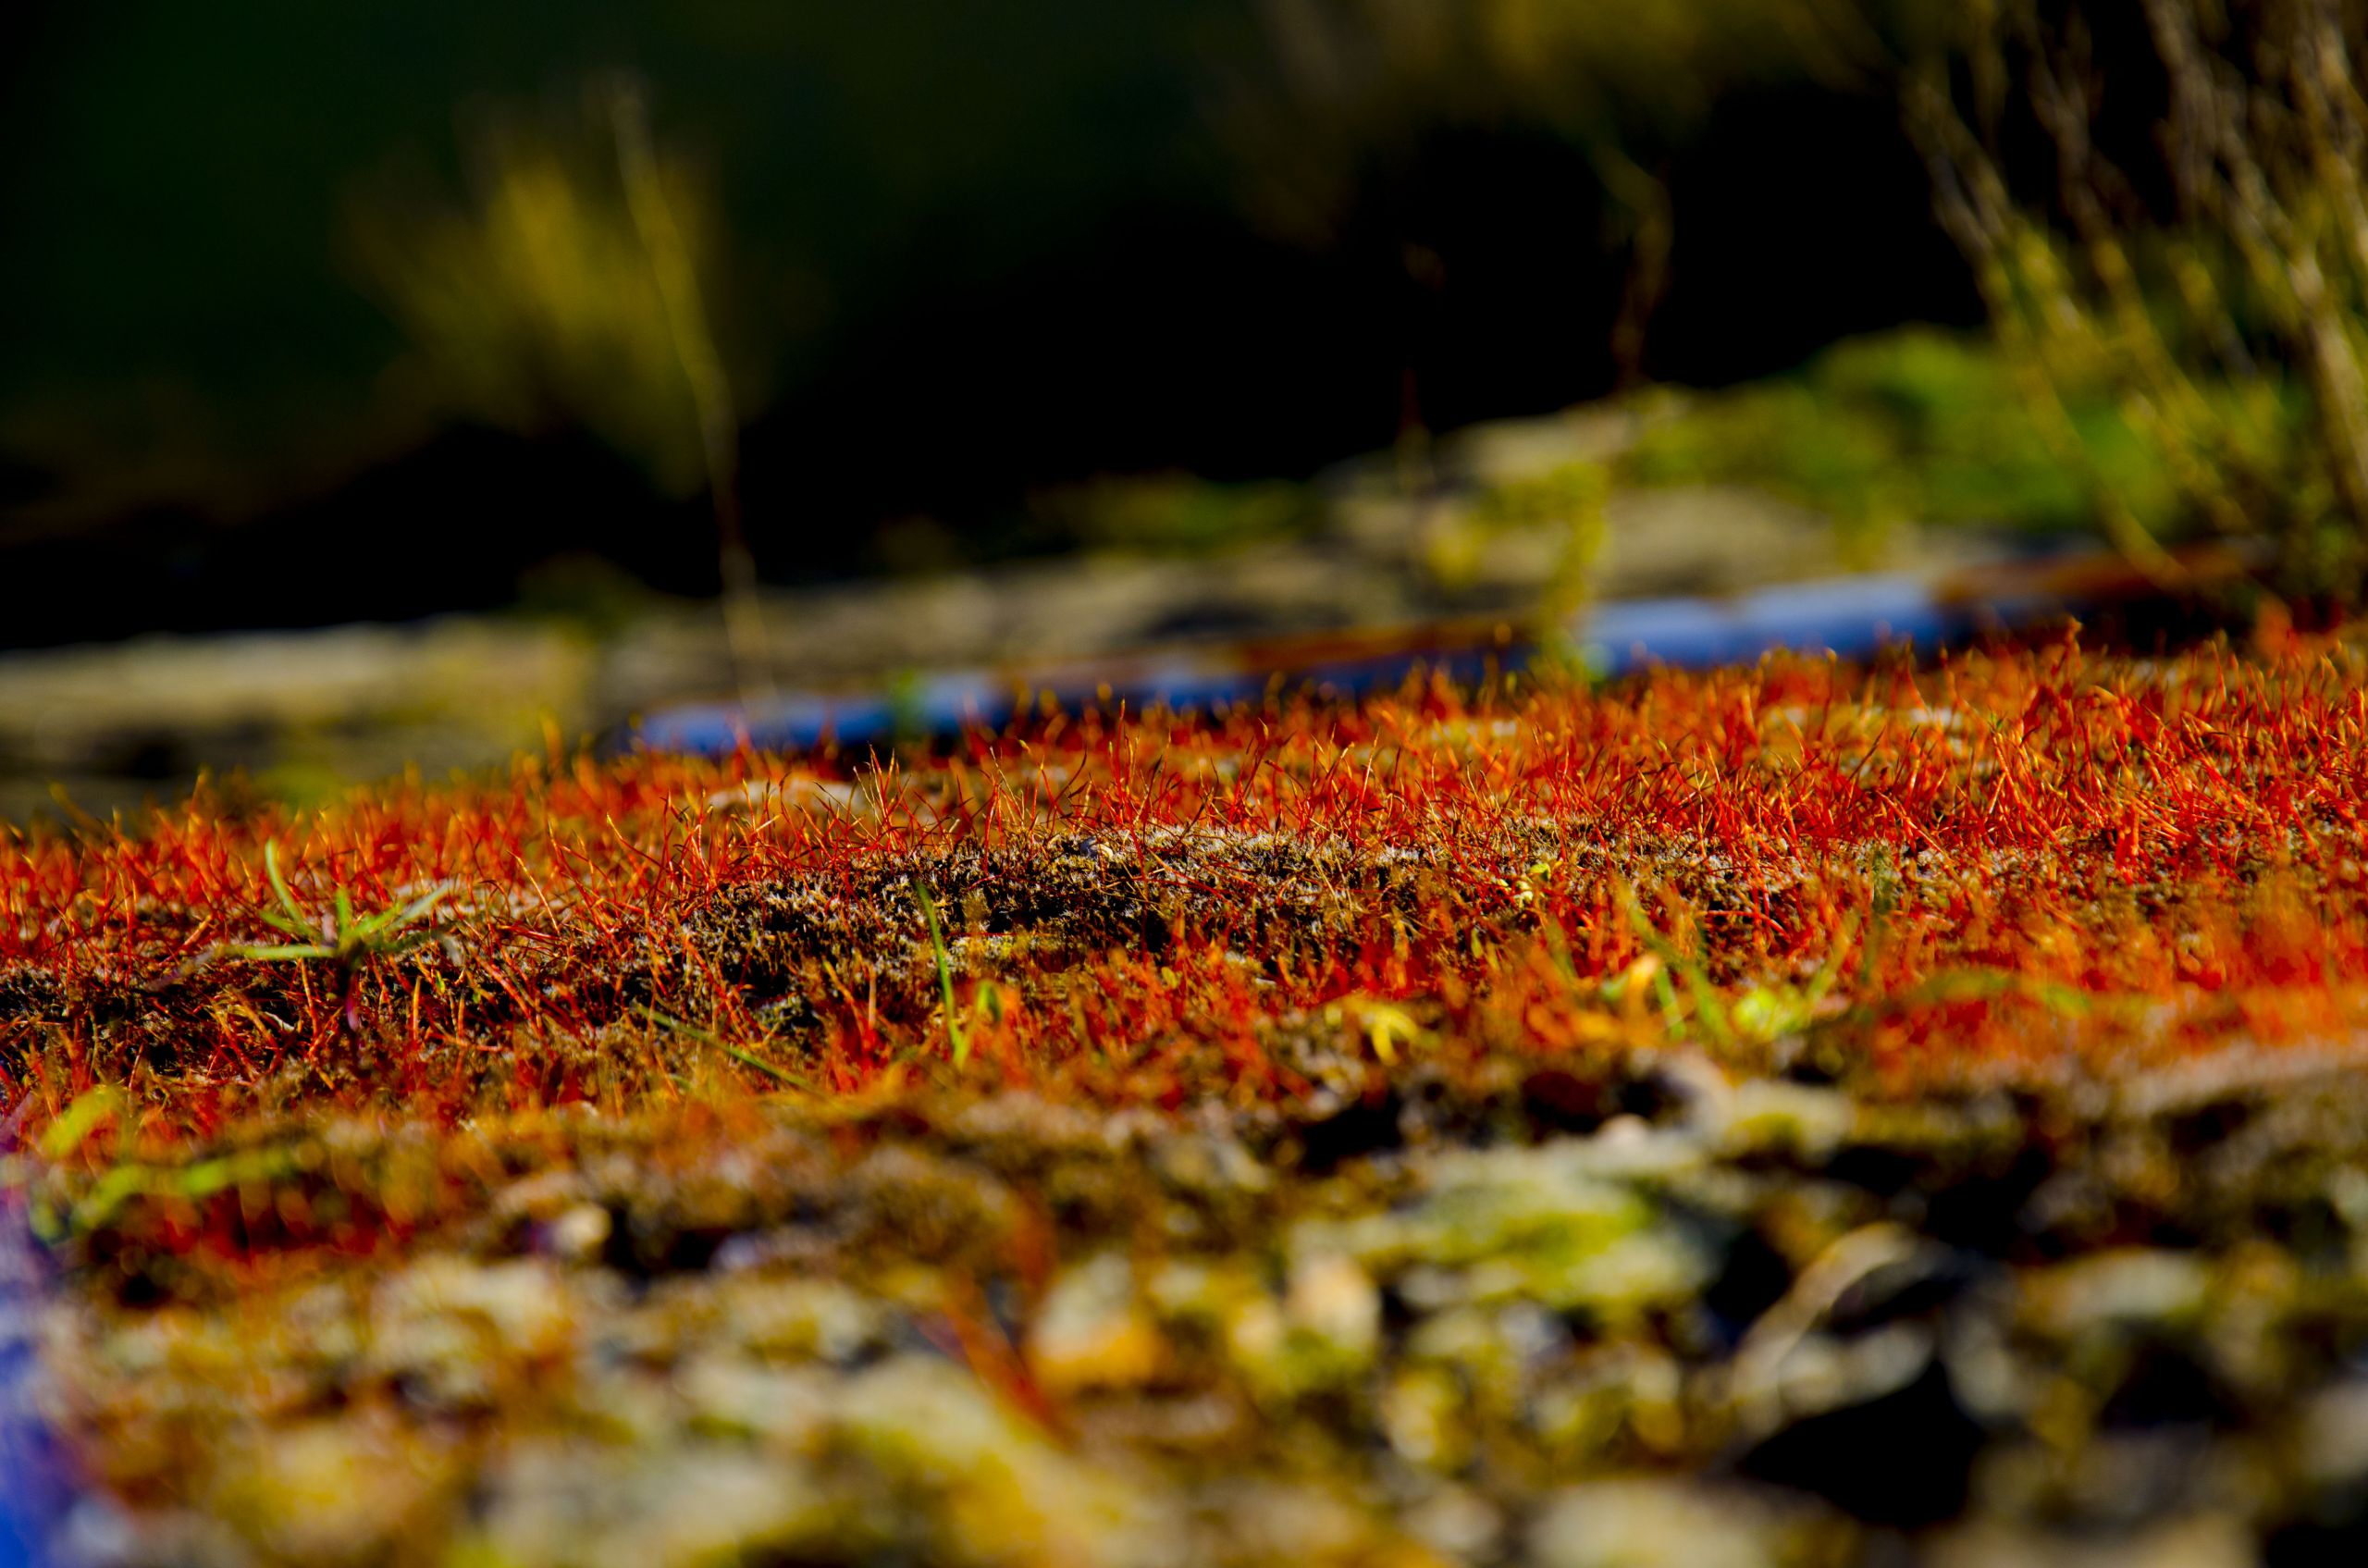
[2,0,1961,538]
[1017,326,2263,575]
[1909,0,2368,599]
[0,1,1227,521]
[1463,458,1608,615]
[1029,473,1324,557]
[1468,459,1610,534]
[346,94,729,498]
[1225,0,1913,241]
[21,0,2355,608]
[1620,328,2188,552]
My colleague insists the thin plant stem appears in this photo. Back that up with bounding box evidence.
[606,78,771,703]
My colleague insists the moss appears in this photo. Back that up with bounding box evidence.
[13,642,2368,1560]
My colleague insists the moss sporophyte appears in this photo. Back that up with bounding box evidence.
[0,635,2351,1141]
[11,637,2368,1562]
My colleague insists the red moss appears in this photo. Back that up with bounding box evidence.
[6,637,2368,1171]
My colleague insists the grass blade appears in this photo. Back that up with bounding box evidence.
[238,943,337,962]
[913,879,968,1068]
[633,1005,800,1086]
[263,841,311,932]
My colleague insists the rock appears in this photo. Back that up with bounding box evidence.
[1736,1358,1987,1528]
[1526,1478,1785,1568]
[1405,1302,1567,1427]
[454,1441,843,1568]
[1284,1253,1381,1364]
[2293,1377,2368,1493]
[719,1275,888,1365]
[1398,1484,1503,1561]
[1380,1367,1467,1471]
[1030,1253,1168,1394]
[1529,1340,1688,1463]
[1924,1514,2254,1568]
[1723,1223,1957,1436]
[1198,1252,1384,1406]
[369,1257,574,1414]
[547,1203,612,1265]
[675,1354,836,1448]
[207,1414,454,1567]
[834,1355,1179,1567]
[2020,1251,2214,1343]
[1717,1081,1852,1166]
[1185,1478,1448,1568]
[1309,1141,1709,1323]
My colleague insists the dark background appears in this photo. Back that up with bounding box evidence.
[0,1,1980,648]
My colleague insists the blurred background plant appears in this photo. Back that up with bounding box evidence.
[347,78,769,693]
[346,92,722,503]
[1026,474,1326,557]
[11,0,2368,822]
[1906,0,2368,603]
[1435,456,1608,620]
[1617,327,2180,562]
[1218,0,1906,388]
[1207,0,1964,622]
[0,0,1987,650]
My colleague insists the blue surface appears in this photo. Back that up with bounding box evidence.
[0,1213,60,1568]
[631,567,2071,758]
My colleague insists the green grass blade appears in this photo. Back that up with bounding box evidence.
[391,886,448,929]
[239,943,337,962]
[913,880,968,1067]
[632,1004,799,1086]
[263,841,309,931]
[37,1085,122,1161]
[1627,901,1735,1049]
[347,886,448,948]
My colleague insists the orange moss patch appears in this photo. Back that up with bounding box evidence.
[5,636,2366,1156]
[18,636,2368,1565]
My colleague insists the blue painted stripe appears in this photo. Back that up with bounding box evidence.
[628,547,2206,757]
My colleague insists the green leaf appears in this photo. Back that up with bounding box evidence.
[73,1164,153,1235]
[393,886,448,928]
[632,1004,800,1086]
[263,841,309,931]
[343,907,397,945]
[171,1155,239,1200]
[346,886,447,950]
[1627,901,1734,1049]
[913,880,968,1067]
[239,943,337,962]
[37,1085,122,1161]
